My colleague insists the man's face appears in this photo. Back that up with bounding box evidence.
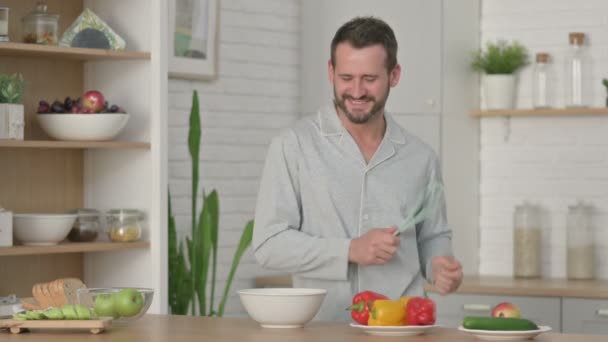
[329,42,400,124]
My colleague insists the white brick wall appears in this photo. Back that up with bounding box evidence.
[168,0,300,316]
[479,0,608,278]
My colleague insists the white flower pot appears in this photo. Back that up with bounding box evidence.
[483,74,516,110]
[0,103,24,140]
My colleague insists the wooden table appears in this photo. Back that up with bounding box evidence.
[1,315,606,341]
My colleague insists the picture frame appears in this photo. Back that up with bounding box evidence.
[168,0,218,80]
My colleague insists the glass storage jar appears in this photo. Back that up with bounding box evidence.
[513,202,542,278]
[0,7,9,42]
[21,1,59,45]
[106,209,144,242]
[68,209,101,242]
[567,202,594,280]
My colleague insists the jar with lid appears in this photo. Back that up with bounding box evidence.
[532,52,552,109]
[0,7,9,42]
[513,202,542,278]
[68,209,101,242]
[564,32,591,108]
[21,1,59,45]
[567,202,594,280]
[106,209,144,242]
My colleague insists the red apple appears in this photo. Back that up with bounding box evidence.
[82,90,105,113]
[491,302,521,318]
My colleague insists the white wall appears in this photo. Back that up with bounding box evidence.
[479,0,608,278]
[168,0,300,316]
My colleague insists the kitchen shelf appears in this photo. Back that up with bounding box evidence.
[471,108,608,117]
[0,241,150,256]
[0,42,150,61]
[0,140,150,149]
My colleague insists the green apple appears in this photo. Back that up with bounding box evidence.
[74,305,92,320]
[114,288,144,317]
[94,293,117,318]
[25,310,45,320]
[61,305,78,320]
[42,307,65,320]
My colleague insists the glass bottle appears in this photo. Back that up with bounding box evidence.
[0,7,8,42]
[513,203,542,278]
[532,52,551,108]
[566,202,594,280]
[565,32,591,108]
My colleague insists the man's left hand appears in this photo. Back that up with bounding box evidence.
[431,256,463,295]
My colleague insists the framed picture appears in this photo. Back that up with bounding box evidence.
[169,0,218,80]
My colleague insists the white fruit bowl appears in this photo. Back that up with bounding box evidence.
[77,287,153,323]
[37,113,129,141]
[238,288,327,328]
[13,213,77,246]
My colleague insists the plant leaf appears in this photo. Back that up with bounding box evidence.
[217,220,254,316]
[188,90,201,240]
[196,195,213,316]
[206,190,219,315]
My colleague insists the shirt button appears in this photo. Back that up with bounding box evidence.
[362,214,369,220]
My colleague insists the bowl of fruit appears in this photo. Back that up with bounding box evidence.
[37,90,129,141]
[76,287,153,323]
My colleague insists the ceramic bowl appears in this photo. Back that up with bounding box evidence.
[238,288,327,328]
[37,113,129,141]
[13,213,77,246]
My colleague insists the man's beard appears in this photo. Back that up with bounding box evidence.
[333,85,390,124]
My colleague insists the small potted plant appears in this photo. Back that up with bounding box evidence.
[0,73,26,140]
[472,40,529,110]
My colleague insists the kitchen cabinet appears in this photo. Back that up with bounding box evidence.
[428,293,561,330]
[0,0,166,314]
[562,298,608,335]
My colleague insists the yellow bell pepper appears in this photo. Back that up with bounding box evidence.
[367,299,406,326]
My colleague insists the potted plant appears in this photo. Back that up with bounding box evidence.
[602,79,608,107]
[472,40,529,110]
[0,73,25,139]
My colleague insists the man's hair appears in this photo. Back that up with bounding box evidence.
[330,16,398,72]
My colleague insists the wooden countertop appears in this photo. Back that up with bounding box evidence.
[425,275,608,299]
[1,315,605,341]
[256,275,608,299]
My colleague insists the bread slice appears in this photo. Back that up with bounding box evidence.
[61,278,86,305]
[32,283,51,309]
[21,297,42,311]
[31,278,87,309]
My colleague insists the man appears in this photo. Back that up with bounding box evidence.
[252,16,463,322]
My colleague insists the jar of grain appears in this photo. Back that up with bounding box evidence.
[567,202,594,280]
[513,203,542,278]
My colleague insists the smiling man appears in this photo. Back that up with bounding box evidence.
[253,16,463,322]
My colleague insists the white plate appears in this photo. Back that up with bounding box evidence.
[349,323,438,336]
[458,325,552,341]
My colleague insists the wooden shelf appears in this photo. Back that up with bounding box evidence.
[0,140,150,149]
[0,42,150,61]
[0,241,150,257]
[471,108,608,117]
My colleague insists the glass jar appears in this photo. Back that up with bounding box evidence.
[68,209,101,242]
[567,202,594,280]
[21,1,59,45]
[564,32,591,108]
[532,52,551,109]
[513,202,542,278]
[106,209,144,242]
[0,7,9,42]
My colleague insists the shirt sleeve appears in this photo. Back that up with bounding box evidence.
[252,131,351,280]
[416,153,454,283]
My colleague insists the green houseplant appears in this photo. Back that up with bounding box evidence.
[0,73,26,139]
[168,90,254,316]
[472,40,529,110]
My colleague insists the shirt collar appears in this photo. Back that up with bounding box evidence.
[318,103,407,145]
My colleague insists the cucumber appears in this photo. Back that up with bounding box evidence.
[462,316,539,331]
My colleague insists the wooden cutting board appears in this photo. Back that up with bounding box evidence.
[0,318,112,334]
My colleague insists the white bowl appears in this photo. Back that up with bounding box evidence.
[14,213,77,246]
[37,113,129,141]
[238,288,326,328]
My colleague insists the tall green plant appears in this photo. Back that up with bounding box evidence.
[471,40,529,74]
[168,90,254,316]
[0,73,25,104]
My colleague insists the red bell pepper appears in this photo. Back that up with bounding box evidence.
[346,290,388,325]
[405,297,436,325]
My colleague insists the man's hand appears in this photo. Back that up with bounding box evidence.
[431,256,463,295]
[349,226,400,266]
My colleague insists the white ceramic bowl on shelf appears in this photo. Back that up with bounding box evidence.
[37,113,129,141]
[238,288,327,328]
[13,213,77,246]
